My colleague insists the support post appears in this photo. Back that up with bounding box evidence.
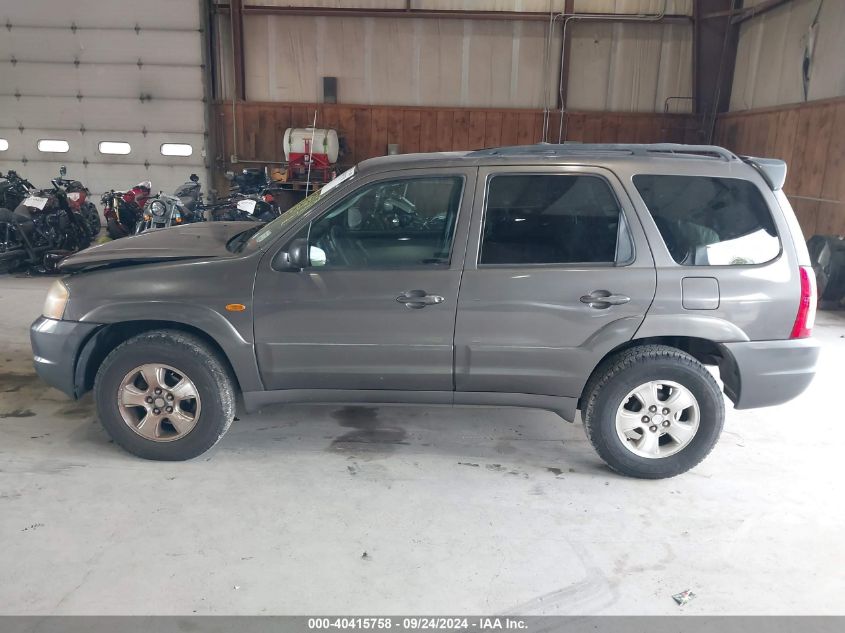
[230,0,246,101]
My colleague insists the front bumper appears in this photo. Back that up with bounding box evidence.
[30,316,101,399]
[721,337,820,409]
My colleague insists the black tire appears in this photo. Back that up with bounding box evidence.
[106,218,129,240]
[82,203,101,237]
[94,330,236,460]
[0,208,25,273]
[582,345,724,479]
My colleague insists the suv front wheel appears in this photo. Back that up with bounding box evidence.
[582,345,724,479]
[94,330,236,460]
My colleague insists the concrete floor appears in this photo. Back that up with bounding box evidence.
[0,275,843,615]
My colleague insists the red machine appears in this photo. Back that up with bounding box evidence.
[283,127,339,185]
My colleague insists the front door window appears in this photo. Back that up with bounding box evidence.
[296,176,464,268]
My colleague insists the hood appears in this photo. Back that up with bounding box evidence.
[59,221,257,272]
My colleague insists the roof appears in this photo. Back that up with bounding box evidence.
[357,143,740,171]
[355,143,786,190]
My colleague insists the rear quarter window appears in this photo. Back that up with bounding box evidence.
[633,175,780,266]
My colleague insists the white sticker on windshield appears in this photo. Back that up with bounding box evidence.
[320,167,355,196]
[23,196,49,210]
[254,229,272,243]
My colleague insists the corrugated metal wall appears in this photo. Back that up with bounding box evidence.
[730,0,845,111]
[214,0,692,112]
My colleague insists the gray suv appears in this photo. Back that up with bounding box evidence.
[30,144,819,478]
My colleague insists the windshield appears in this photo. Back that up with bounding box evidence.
[237,167,357,253]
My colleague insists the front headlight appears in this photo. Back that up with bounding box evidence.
[150,200,166,216]
[43,280,69,320]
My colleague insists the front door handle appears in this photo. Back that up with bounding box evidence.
[396,290,445,309]
[580,290,631,309]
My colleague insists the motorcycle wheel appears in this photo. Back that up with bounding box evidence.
[64,217,91,252]
[106,218,130,240]
[82,203,101,237]
[0,208,28,273]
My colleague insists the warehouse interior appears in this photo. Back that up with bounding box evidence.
[1,0,845,620]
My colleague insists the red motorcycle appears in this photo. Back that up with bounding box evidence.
[102,181,152,239]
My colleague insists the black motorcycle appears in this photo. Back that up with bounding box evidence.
[206,191,279,223]
[136,174,203,233]
[226,168,268,195]
[54,170,101,239]
[0,170,35,214]
[0,168,92,273]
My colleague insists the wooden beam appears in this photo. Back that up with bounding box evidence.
[230,0,246,101]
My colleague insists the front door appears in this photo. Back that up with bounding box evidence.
[253,168,475,392]
[455,166,657,398]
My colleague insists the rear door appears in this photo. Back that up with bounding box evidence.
[454,165,656,398]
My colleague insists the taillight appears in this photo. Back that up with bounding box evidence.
[790,266,817,339]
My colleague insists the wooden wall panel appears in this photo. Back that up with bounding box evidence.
[715,96,845,237]
[211,101,699,190]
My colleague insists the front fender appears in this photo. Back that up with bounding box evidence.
[78,301,263,392]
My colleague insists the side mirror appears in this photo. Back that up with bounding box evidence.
[278,237,310,270]
[59,165,67,177]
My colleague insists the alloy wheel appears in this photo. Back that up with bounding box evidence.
[117,363,201,442]
[615,380,700,459]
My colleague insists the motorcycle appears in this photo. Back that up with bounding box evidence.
[54,169,101,238]
[136,174,203,233]
[206,190,280,223]
[226,168,268,195]
[102,181,152,239]
[0,170,35,213]
[0,166,92,273]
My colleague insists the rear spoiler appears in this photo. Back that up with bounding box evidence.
[741,156,787,191]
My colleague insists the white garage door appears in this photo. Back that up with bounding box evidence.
[0,0,207,201]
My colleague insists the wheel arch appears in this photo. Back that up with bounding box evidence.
[74,320,256,398]
[578,335,739,410]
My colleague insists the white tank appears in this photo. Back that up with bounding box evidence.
[283,128,339,163]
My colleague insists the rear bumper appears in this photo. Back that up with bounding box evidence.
[720,338,820,409]
[30,317,101,399]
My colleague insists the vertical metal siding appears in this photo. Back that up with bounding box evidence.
[730,0,845,111]
[222,11,691,112]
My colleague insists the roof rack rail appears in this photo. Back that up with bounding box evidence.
[469,143,739,161]
[641,144,738,161]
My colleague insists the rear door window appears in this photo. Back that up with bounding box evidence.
[633,175,780,266]
[479,174,632,265]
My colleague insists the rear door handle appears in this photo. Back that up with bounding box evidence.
[580,291,631,308]
[397,290,445,309]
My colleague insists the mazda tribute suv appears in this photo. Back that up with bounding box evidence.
[30,144,819,478]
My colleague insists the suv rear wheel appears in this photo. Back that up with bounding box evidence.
[94,330,235,460]
[582,345,724,479]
